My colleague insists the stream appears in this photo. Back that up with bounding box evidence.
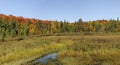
[25,52,62,65]
[35,53,57,64]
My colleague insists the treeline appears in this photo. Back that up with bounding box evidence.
[0,14,120,40]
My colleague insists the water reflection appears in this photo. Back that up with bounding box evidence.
[36,53,57,64]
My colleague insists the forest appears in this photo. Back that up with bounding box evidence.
[0,14,120,41]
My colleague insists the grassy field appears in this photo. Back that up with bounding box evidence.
[0,33,120,65]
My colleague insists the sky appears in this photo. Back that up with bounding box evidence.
[0,0,120,22]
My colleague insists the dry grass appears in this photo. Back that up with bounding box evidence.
[0,33,120,65]
[56,35,120,65]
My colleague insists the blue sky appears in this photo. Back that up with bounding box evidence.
[0,0,120,22]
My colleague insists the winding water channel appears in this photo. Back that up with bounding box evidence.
[35,53,57,64]
[25,52,62,65]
